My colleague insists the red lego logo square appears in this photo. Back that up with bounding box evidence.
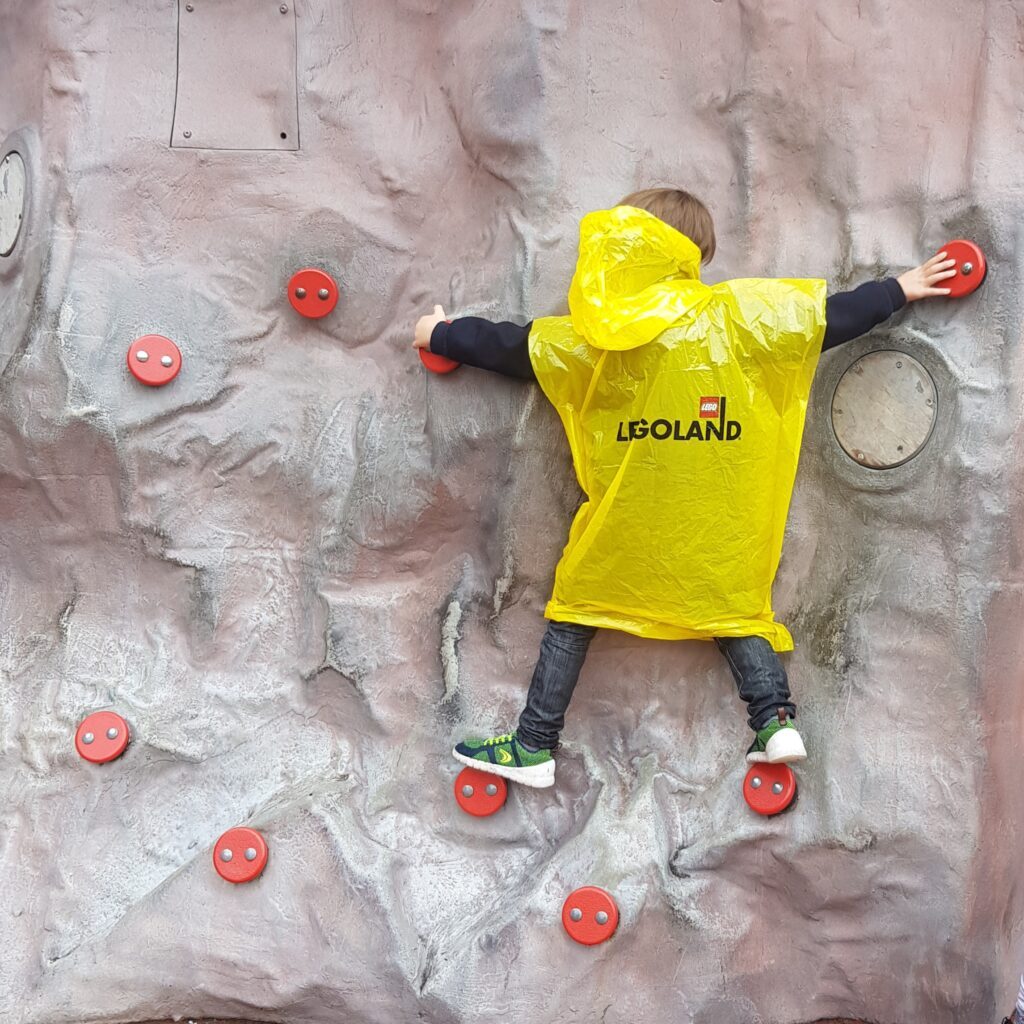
[699,397,720,419]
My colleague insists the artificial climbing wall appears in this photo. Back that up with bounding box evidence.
[1,2,1023,1023]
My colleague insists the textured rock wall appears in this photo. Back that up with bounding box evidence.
[1,2,1023,1022]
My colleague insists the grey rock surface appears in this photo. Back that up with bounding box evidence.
[1,2,1022,1022]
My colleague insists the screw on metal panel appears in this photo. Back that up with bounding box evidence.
[186,3,193,9]
[569,908,582,922]
[485,783,498,796]
[244,848,257,861]
[750,776,762,789]
[896,361,903,368]
[280,3,288,11]
[220,849,233,862]
[183,130,192,139]
[295,287,306,298]
[136,350,149,362]
[771,782,784,794]
[107,727,119,739]
[961,262,974,275]
[318,288,329,300]
[595,911,609,925]
[83,732,95,744]
[461,785,474,798]
[161,355,173,367]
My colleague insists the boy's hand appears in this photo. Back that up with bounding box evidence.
[897,253,958,302]
[413,305,448,349]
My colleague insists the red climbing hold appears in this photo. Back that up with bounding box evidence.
[288,268,338,318]
[937,240,987,299]
[127,335,182,387]
[562,886,619,946]
[419,349,461,375]
[213,827,268,884]
[743,762,798,816]
[75,711,130,764]
[454,766,508,817]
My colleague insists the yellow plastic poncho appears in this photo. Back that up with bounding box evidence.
[529,207,826,651]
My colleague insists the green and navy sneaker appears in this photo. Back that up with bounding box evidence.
[453,732,555,788]
[746,711,807,764]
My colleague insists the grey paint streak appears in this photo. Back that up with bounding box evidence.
[1,2,1022,1023]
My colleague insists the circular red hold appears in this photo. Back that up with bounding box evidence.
[454,766,508,817]
[127,335,182,387]
[562,886,619,946]
[743,762,798,816]
[937,239,987,299]
[75,711,130,764]
[288,268,339,318]
[213,827,268,884]
[419,349,461,375]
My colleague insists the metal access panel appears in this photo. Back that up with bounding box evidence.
[171,0,299,151]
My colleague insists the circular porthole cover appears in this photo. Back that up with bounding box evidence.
[0,151,27,257]
[831,350,937,469]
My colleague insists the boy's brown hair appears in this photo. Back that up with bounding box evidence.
[617,187,716,264]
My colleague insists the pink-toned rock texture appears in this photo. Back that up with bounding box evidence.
[1,2,1023,1022]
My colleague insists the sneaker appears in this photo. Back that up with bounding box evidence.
[452,732,555,788]
[746,712,807,764]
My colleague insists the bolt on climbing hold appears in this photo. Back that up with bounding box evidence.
[561,887,619,946]
[935,240,987,298]
[453,766,507,817]
[75,711,130,764]
[128,335,181,387]
[743,762,798,816]
[213,827,268,883]
[288,268,338,318]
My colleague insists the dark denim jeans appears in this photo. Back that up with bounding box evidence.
[515,620,795,751]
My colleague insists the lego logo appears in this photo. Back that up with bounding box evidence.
[699,397,720,419]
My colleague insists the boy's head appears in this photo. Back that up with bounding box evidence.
[617,187,716,264]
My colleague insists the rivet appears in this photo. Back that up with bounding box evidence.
[772,782,784,794]
[136,350,150,362]
[183,130,192,139]
[244,847,257,861]
[926,398,934,406]
[485,783,498,796]
[318,287,330,300]
[220,849,233,862]
[295,287,306,299]
[280,3,288,10]
[595,911,609,925]
[161,355,173,367]
[961,262,974,275]
[461,784,474,798]
[82,732,95,744]
[186,2,193,9]
[856,452,866,461]
[569,908,582,922]
[106,727,119,739]
[896,360,903,368]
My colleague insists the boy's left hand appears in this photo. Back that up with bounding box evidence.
[897,253,958,302]
[413,305,448,349]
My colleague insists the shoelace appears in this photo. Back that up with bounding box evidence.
[483,734,514,747]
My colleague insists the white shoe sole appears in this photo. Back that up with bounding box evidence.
[452,749,556,789]
[766,728,807,764]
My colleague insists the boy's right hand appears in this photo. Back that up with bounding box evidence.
[897,253,958,302]
[413,305,448,349]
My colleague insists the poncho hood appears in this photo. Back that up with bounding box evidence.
[567,205,711,351]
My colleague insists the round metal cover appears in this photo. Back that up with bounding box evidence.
[128,335,182,387]
[937,239,986,299]
[743,763,797,816]
[831,350,937,469]
[561,886,619,946]
[453,766,507,817]
[288,268,338,318]
[0,151,27,257]
[419,349,460,375]
[213,827,268,883]
[75,711,131,764]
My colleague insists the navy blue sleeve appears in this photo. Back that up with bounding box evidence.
[430,317,536,381]
[822,278,906,351]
